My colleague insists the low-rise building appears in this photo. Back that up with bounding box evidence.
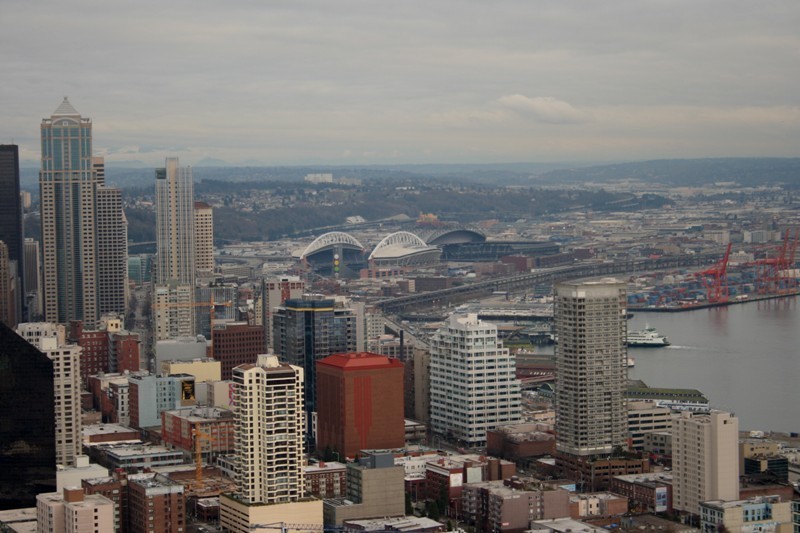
[425,454,516,517]
[568,492,628,519]
[627,400,673,451]
[611,472,673,514]
[127,473,185,533]
[486,423,556,462]
[161,406,235,455]
[306,461,347,499]
[36,487,114,533]
[100,444,185,470]
[323,454,405,526]
[699,496,792,533]
[462,480,570,533]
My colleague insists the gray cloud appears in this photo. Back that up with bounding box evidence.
[1,0,799,164]
[496,95,593,124]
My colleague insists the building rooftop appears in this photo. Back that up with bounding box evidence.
[306,461,347,473]
[613,472,673,486]
[530,517,607,533]
[317,351,404,371]
[344,516,443,531]
[701,495,782,509]
[82,423,138,437]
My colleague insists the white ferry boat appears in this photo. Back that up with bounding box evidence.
[627,325,670,347]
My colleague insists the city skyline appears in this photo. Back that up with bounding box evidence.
[2,1,799,166]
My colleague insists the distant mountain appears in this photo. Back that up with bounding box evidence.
[537,158,800,186]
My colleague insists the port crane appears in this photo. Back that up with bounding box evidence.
[755,228,799,295]
[695,242,732,304]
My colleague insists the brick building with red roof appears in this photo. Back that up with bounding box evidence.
[316,352,405,458]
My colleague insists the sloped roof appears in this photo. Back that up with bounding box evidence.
[53,97,80,116]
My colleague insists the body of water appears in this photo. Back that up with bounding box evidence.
[537,297,800,433]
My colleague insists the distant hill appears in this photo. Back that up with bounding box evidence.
[536,158,800,187]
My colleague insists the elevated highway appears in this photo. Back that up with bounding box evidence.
[375,254,718,313]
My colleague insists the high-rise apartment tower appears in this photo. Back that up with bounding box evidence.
[155,157,195,286]
[429,313,521,447]
[554,279,628,458]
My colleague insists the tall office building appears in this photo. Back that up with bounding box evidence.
[316,352,405,457]
[95,161,128,317]
[155,157,195,286]
[24,238,42,319]
[429,313,521,447]
[39,99,100,327]
[0,145,23,320]
[16,323,82,468]
[0,321,55,510]
[256,276,305,349]
[273,295,359,446]
[672,410,739,515]
[554,280,628,458]
[194,201,214,279]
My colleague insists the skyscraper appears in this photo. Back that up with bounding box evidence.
[95,161,128,317]
[221,354,322,532]
[39,99,100,327]
[273,295,359,447]
[155,157,195,286]
[554,279,628,459]
[154,158,195,339]
[231,355,305,504]
[0,145,23,319]
[194,201,214,279]
[429,313,521,447]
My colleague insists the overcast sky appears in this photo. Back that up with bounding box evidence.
[2,0,799,166]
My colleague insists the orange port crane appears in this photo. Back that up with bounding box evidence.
[695,242,732,304]
[755,228,799,295]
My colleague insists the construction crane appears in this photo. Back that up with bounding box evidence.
[193,422,212,490]
[695,242,732,304]
[755,228,799,295]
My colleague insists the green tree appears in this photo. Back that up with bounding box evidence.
[405,493,413,515]
[426,500,441,521]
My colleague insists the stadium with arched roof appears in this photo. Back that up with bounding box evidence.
[368,231,441,267]
[416,226,486,245]
[297,231,367,277]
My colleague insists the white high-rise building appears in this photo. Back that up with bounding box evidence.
[429,313,521,447]
[231,354,305,504]
[154,158,196,339]
[155,157,195,286]
[554,279,628,458]
[16,322,82,468]
[673,410,739,515]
